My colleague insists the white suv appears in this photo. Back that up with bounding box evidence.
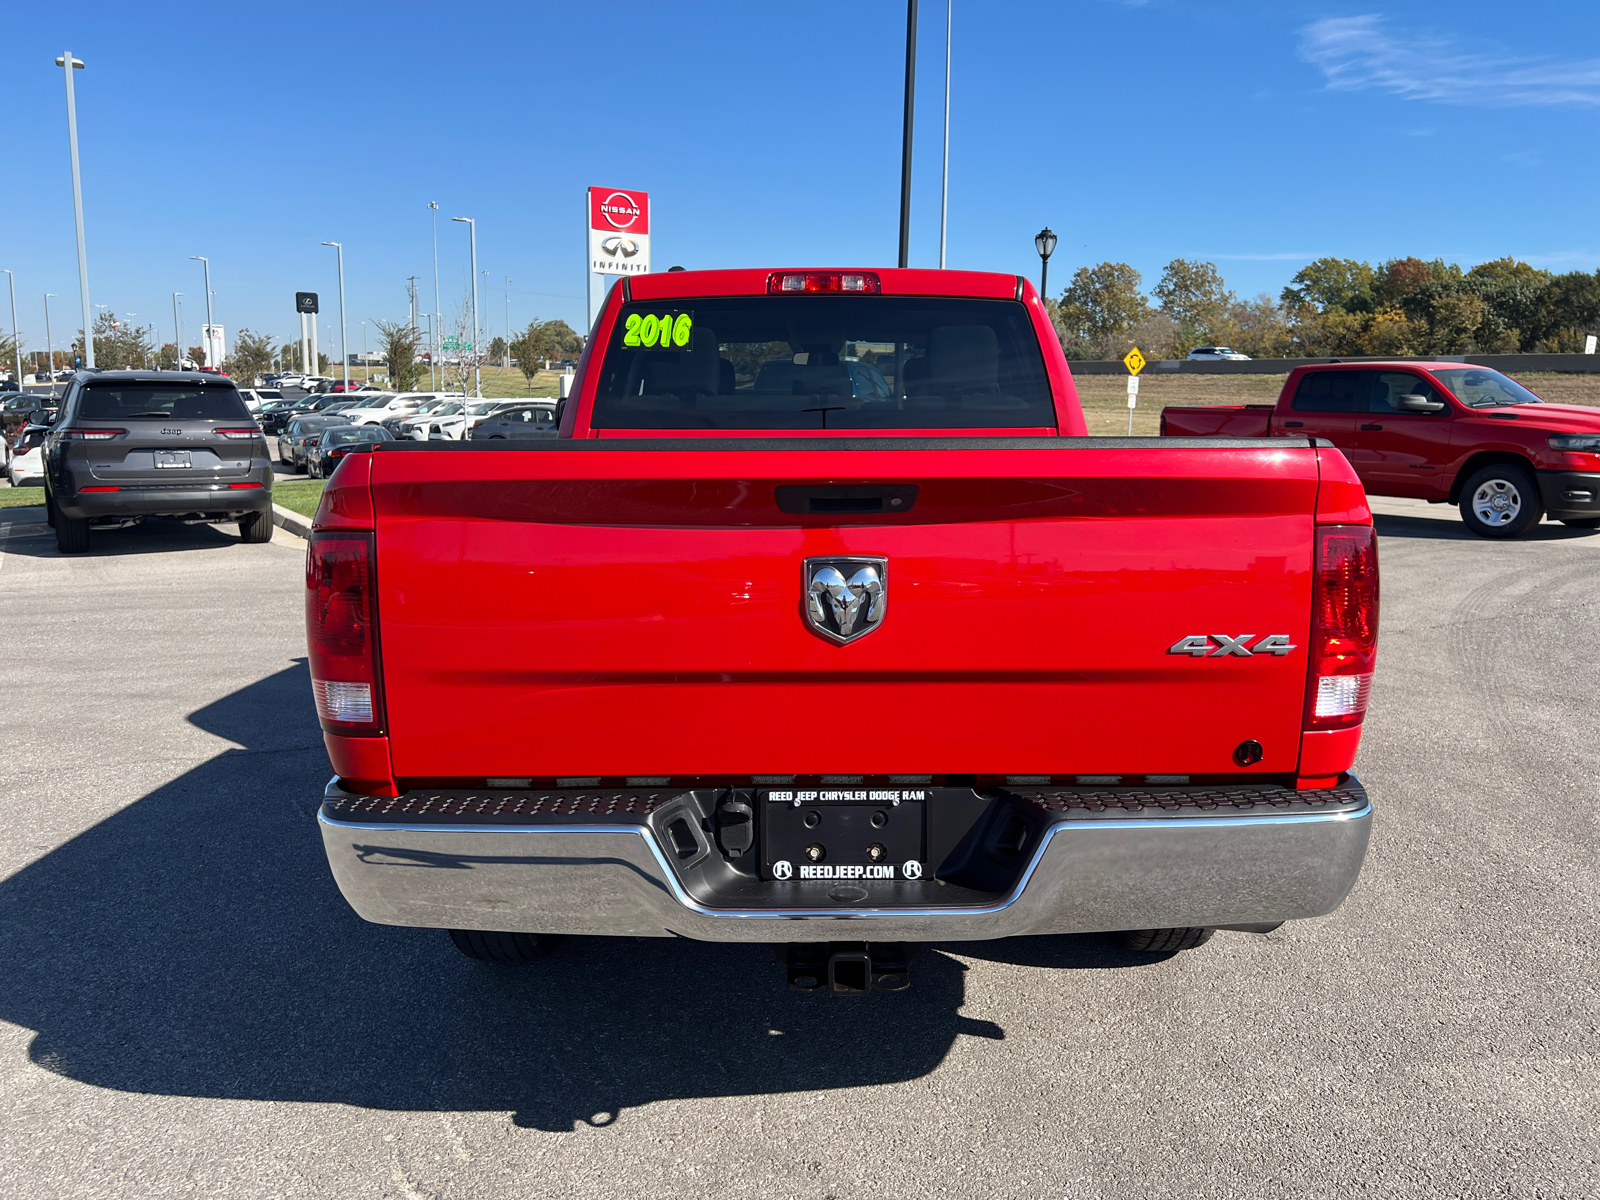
[1186,346,1252,361]
[340,391,452,425]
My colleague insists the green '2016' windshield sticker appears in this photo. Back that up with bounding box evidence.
[622,311,693,350]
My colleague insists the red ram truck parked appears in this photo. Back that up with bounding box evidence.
[1161,362,1600,538]
[309,268,1376,994]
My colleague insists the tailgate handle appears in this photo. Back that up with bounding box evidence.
[774,484,918,515]
[1283,420,1304,428]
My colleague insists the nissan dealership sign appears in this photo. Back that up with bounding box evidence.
[587,187,651,278]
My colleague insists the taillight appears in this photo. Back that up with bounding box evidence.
[217,428,261,439]
[227,482,263,489]
[1304,525,1379,730]
[306,532,385,736]
[767,271,881,294]
[62,428,126,440]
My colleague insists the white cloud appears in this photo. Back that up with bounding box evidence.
[1300,15,1600,108]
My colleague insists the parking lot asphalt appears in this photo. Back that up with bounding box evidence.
[0,497,1594,1199]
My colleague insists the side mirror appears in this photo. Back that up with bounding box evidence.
[1398,394,1445,413]
[553,398,567,427]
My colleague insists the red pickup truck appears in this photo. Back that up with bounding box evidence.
[1161,362,1600,538]
[309,268,1376,994]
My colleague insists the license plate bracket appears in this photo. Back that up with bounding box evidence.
[760,787,927,881]
[153,450,191,469]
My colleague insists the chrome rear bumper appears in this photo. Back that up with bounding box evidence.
[317,777,1372,943]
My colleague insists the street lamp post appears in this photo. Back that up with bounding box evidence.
[189,256,213,367]
[1,269,20,385]
[171,293,183,370]
[1034,227,1057,302]
[504,276,512,367]
[43,294,56,380]
[55,51,93,369]
[427,202,441,391]
[321,242,348,390]
[360,320,367,382]
[452,216,480,397]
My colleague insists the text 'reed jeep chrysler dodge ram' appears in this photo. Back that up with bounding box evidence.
[309,268,1377,993]
[1160,361,1600,539]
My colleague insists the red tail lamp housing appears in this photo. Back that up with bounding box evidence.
[306,531,385,737]
[767,271,881,294]
[1304,525,1379,731]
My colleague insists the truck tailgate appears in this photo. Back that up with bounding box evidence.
[371,440,1321,779]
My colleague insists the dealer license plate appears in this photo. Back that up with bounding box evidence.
[760,787,926,881]
[154,450,191,469]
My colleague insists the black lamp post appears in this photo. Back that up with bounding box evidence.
[1034,227,1058,300]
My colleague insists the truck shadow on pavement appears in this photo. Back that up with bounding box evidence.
[0,661,1154,1132]
[1372,512,1600,542]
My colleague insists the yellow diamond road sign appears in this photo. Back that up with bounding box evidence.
[1123,347,1146,376]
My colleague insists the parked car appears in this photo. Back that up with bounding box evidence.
[467,402,559,440]
[337,393,412,425]
[255,399,304,435]
[196,365,232,377]
[426,399,524,440]
[400,400,465,439]
[276,373,307,390]
[278,415,352,472]
[40,370,272,552]
[305,423,394,477]
[1186,347,1252,362]
[311,265,1377,985]
[237,388,285,413]
[379,394,464,433]
[1161,361,1600,538]
[7,424,45,487]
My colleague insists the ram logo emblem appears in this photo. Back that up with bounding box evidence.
[803,556,887,644]
[1169,634,1297,658]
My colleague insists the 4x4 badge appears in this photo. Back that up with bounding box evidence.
[1168,634,1297,658]
[803,556,887,644]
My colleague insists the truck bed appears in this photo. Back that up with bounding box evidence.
[1159,405,1275,438]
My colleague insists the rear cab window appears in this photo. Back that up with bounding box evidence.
[1291,371,1364,413]
[591,295,1054,431]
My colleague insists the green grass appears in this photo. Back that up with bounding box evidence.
[273,479,326,518]
[0,488,44,508]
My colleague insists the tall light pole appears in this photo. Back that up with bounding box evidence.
[1034,227,1057,302]
[189,256,213,367]
[452,216,480,397]
[427,201,441,391]
[321,241,349,390]
[171,292,183,370]
[55,51,93,369]
[939,0,952,269]
[2,269,20,385]
[43,294,56,379]
[360,320,367,381]
[504,276,512,367]
[898,1,917,269]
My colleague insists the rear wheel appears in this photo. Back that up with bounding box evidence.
[238,510,273,543]
[447,929,559,963]
[1116,927,1216,953]
[1561,517,1600,530]
[1458,463,1541,539]
[53,497,89,554]
[293,456,306,475]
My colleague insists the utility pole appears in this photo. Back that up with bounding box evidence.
[504,276,512,367]
[939,0,951,269]
[1,270,20,385]
[56,51,93,368]
[453,216,480,397]
[171,293,183,370]
[43,294,56,379]
[322,242,348,390]
[406,275,419,333]
[428,202,441,391]
[190,255,213,366]
[898,1,917,269]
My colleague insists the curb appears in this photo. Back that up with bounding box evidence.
[272,502,313,539]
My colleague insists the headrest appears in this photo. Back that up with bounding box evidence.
[640,325,719,397]
[928,325,999,393]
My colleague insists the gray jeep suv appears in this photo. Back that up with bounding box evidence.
[41,371,274,553]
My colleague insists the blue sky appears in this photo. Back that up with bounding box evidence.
[3,0,1599,358]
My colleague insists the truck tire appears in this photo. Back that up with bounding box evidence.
[447,929,559,963]
[1458,463,1541,539]
[1561,518,1600,530]
[1116,927,1215,953]
[238,510,274,543]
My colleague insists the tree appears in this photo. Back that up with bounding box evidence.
[1221,294,1293,359]
[85,312,156,370]
[508,318,584,393]
[1054,263,1151,359]
[1154,259,1233,353]
[374,320,424,393]
[1279,258,1377,314]
[227,328,275,386]
[489,335,507,365]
